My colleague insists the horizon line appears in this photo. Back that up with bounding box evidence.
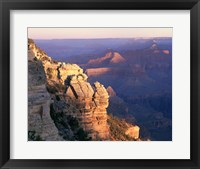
[30,37,172,40]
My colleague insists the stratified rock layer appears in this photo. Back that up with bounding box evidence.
[28,85,62,140]
[28,39,110,141]
[28,48,63,140]
[66,76,110,140]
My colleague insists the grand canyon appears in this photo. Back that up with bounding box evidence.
[28,33,172,141]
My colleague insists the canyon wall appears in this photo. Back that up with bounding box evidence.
[28,46,63,141]
[28,39,111,140]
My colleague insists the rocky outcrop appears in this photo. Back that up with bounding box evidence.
[108,114,140,141]
[125,126,140,139]
[65,76,110,140]
[28,85,63,141]
[28,46,63,141]
[28,39,110,141]
[29,39,84,88]
[106,87,140,140]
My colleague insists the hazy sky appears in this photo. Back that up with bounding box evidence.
[28,28,172,39]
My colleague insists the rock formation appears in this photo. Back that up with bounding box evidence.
[88,51,126,66]
[125,126,140,139]
[110,52,126,64]
[28,43,63,141]
[29,39,84,88]
[85,68,112,77]
[108,114,140,141]
[162,50,170,55]
[28,39,111,141]
[65,77,110,140]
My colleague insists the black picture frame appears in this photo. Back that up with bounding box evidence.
[0,0,200,168]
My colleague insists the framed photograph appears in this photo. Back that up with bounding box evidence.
[0,0,200,168]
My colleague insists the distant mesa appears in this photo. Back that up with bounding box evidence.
[88,51,126,65]
[110,52,126,64]
[162,50,170,55]
[88,52,112,65]
[85,67,111,77]
[150,43,170,55]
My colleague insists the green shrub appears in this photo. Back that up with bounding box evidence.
[46,84,58,94]
[108,114,135,141]
[50,103,91,141]
[46,67,54,79]
[75,128,91,141]
[28,131,44,141]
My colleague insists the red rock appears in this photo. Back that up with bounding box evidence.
[162,50,170,54]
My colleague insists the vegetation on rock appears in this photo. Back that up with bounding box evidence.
[108,114,139,141]
[28,131,44,141]
[50,103,91,141]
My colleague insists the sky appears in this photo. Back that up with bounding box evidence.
[28,28,172,39]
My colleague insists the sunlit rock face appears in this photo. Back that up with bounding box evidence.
[88,51,126,65]
[66,75,110,140]
[85,68,112,77]
[125,126,140,139]
[28,46,63,141]
[29,39,84,86]
[28,39,110,141]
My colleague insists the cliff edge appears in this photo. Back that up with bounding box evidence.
[28,39,110,140]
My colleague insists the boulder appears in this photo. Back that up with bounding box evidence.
[125,126,140,140]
